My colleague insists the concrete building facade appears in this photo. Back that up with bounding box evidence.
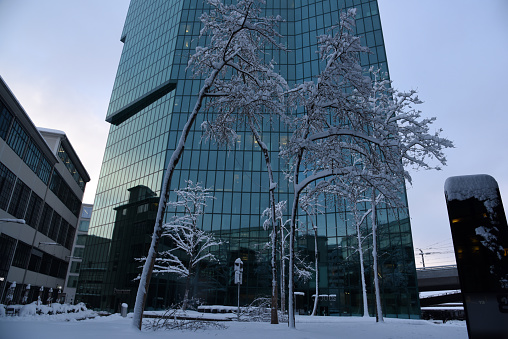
[0,76,90,304]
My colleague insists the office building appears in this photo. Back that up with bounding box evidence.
[0,76,90,304]
[77,0,420,317]
[63,203,92,304]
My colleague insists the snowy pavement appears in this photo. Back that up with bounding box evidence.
[0,313,467,339]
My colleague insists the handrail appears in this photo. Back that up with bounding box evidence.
[416,264,457,271]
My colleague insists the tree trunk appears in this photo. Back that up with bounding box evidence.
[249,120,278,324]
[355,205,369,318]
[280,226,286,315]
[132,74,217,330]
[371,191,383,322]
[182,261,193,311]
[288,139,306,328]
[311,225,318,316]
[182,287,190,311]
[288,165,301,328]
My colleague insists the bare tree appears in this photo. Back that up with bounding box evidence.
[150,181,220,311]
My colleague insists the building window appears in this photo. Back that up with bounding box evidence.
[25,192,43,229]
[0,234,16,277]
[0,162,16,210]
[38,203,54,237]
[67,276,78,288]
[40,253,52,275]
[70,261,81,274]
[7,179,31,219]
[57,220,69,246]
[81,206,92,219]
[57,144,86,191]
[49,170,81,217]
[137,203,148,213]
[65,226,75,250]
[73,247,84,258]
[76,235,87,246]
[12,241,31,269]
[37,157,52,185]
[0,104,54,185]
[6,120,29,158]
[24,142,42,175]
[0,101,13,140]
[48,213,62,242]
[78,220,90,232]
[28,248,43,272]
[49,258,60,277]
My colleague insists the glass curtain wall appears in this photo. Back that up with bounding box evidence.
[77,0,419,318]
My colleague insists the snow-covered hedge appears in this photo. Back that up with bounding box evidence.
[1,302,89,317]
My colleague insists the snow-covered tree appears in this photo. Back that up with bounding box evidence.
[153,181,221,311]
[299,193,325,317]
[338,178,371,317]
[203,63,288,324]
[261,200,287,322]
[280,8,453,328]
[200,13,288,322]
[263,200,314,315]
[133,0,286,329]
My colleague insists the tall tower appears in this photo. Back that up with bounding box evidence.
[78,0,420,318]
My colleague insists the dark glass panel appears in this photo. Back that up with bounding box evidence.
[38,203,54,236]
[0,162,16,211]
[25,192,43,229]
[7,179,30,219]
[65,226,76,250]
[12,241,31,269]
[27,248,43,272]
[6,120,29,158]
[0,102,13,140]
[0,234,16,276]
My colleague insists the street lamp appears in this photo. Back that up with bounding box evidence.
[0,218,25,224]
[39,242,60,246]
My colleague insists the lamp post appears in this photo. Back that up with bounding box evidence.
[0,218,25,224]
[38,242,60,246]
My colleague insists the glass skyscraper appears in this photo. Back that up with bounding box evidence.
[77,0,420,318]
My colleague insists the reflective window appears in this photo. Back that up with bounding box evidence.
[78,220,90,232]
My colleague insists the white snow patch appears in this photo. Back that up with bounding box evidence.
[0,313,467,339]
[37,127,66,136]
[444,174,498,202]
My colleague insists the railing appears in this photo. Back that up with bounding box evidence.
[416,264,457,271]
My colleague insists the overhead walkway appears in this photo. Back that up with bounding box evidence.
[417,265,460,292]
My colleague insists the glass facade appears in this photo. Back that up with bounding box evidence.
[77,0,419,318]
[57,144,86,191]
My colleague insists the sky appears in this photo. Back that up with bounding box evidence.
[1,0,507,268]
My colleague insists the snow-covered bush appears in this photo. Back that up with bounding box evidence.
[2,302,91,317]
[18,303,37,316]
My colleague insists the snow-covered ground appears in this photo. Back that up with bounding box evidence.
[0,312,467,339]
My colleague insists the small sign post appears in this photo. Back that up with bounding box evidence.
[234,258,243,321]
